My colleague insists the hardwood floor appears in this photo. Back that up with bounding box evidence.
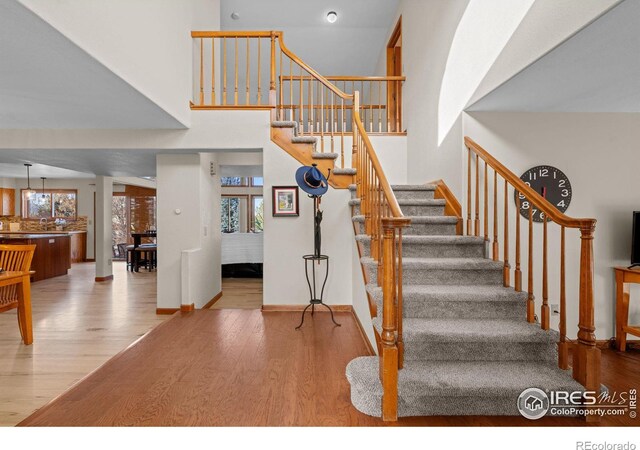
[0,262,166,426]
[213,278,263,309]
[17,308,640,427]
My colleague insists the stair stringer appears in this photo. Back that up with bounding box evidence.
[270,126,354,189]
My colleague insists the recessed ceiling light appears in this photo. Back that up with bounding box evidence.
[231,12,240,20]
[326,11,338,23]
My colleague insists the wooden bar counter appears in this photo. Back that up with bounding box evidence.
[0,233,75,282]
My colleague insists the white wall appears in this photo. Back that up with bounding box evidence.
[13,177,96,259]
[19,0,221,128]
[463,111,640,340]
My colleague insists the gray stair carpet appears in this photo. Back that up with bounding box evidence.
[346,184,581,418]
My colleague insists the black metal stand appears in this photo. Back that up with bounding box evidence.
[296,254,341,329]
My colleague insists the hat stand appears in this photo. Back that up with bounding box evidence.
[295,170,341,330]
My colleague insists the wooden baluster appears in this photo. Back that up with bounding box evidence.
[573,222,601,402]
[515,194,522,291]
[299,66,303,132]
[386,81,391,132]
[558,226,568,369]
[199,38,204,105]
[353,91,359,173]
[466,149,472,236]
[475,154,480,237]
[320,86,325,152]
[483,161,488,242]
[234,37,238,106]
[397,225,404,369]
[211,38,216,105]
[245,38,250,105]
[340,98,345,168]
[493,171,499,260]
[361,81,365,132]
[541,218,549,330]
[222,37,227,106]
[503,180,510,287]
[378,80,383,133]
[395,80,400,132]
[330,92,335,155]
[381,220,398,422]
[257,38,261,105]
[310,80,314,135]
[368,81,373,132]
[289,59,293,121]
[527,204,535,323]
[278,45,283,119]
[308,76,312,134]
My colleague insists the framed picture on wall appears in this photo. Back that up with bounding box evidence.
[272,186,299,217]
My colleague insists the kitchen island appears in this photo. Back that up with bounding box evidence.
[0,231,86,281]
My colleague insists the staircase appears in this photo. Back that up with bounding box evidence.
[346,183,583,417]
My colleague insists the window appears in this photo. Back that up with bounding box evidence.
[251,196,264,232]
[251,177,264,187]
[221,195,248,233]
[221,177,249,187]
[22,189,77,220]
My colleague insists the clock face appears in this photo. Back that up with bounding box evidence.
[514,165,572,223]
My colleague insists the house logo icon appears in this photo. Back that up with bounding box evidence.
[517,388,550,420]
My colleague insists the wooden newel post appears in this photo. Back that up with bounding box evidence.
[380,219,398,422]
[573,222,601,413]
[353,91,360,196]
[269,32,277,121]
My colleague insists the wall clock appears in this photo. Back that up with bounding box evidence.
[514,165,572,222]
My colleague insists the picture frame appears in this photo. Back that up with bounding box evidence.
[272,186,299,217]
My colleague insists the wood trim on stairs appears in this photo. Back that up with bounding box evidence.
[270,126,353,189]
[94,275,114,282]
[428,179,463,235]
[351,308,376,356]
[203,291,223,309]
[261,304,352,312]
[180,303,195,312]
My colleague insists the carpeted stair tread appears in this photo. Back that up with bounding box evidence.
[349,198,446,207]
[291,136,317,144]
[352,215,458,224]
[347,357,582,398]
[355,234,482,245]
[312,152,339,160]
[372,317,557,343]
[333,168,357,176]
[271,121,298,128]
[361,256,503,271]
[365,284,527,303]
[391,185,437,191]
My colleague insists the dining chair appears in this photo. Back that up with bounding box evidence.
[0,244,36,340]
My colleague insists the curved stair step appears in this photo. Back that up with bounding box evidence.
[346,357,583,417]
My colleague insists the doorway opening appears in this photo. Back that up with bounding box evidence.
[387,16,403,133]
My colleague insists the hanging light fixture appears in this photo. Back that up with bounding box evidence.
[23,164,36,198]
[40,177,47,198]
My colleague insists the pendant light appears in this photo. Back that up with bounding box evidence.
[40,177,47,198]
[23,164,36,198]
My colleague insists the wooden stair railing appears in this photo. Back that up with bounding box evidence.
[192,29,409,420]
[464,137,600,417]
[354,92,410,421]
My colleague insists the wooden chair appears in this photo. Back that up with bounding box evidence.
[0,244,36,342]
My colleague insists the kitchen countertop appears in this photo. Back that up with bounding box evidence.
[0,233,79,239]
[0,230,86,235]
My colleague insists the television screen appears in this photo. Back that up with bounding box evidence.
[632,212,640,266]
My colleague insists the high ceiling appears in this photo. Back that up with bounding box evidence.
[0,1,185,129]
[469,0,640,112]
[221,0,399,75]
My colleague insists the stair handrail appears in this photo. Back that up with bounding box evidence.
[464,136,600,411]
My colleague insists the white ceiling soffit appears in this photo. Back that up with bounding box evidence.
[0,162,93,179]
[0,148,263,178]
[220,0,399,75]
[0,1,185,129]
[468,0,639,112]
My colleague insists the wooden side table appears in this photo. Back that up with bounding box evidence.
[614,266,640,351]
